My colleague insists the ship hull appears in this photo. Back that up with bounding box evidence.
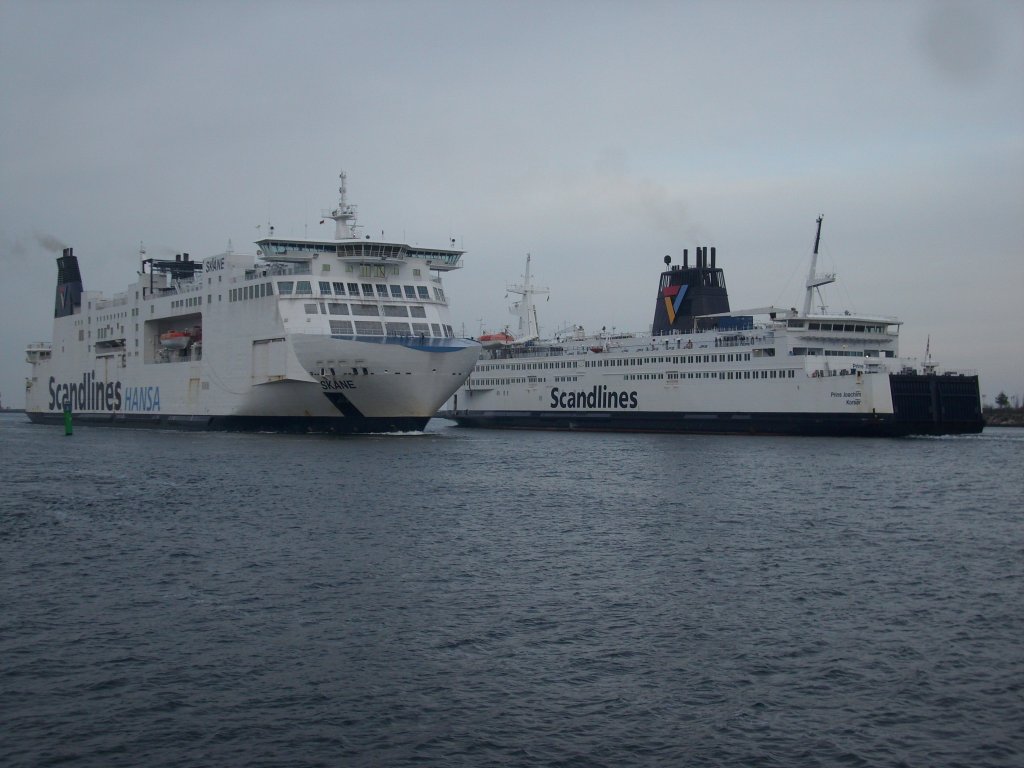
[448,374,984,437]
[26,335,480,434]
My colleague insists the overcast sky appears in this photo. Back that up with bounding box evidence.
[1,0,1022,409]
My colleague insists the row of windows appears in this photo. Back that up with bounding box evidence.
[804,322,887,333]
[303,302,429,318]
[327,320,455,338]
[171,296,204,308]
[479,352,757,373]
[792,348,894,358]
[471,369,798,387]
[229,283,274,302]
[276,280,437,300]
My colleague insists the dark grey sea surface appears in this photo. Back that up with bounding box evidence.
[1,412,1022,767]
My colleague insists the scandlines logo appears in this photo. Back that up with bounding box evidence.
[550,386,638,410]
[48,372,121,411]
[662,284,688,324]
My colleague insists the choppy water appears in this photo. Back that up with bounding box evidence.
[1,412,1022,767]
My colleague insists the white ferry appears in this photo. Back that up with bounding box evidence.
[446,218,983,436]
[25,173,481,432]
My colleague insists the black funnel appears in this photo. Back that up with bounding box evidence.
[652,248,730,334]
[55,247,84,318]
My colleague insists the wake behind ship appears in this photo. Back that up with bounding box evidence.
[447,217,983,437]
[25,173,481,433]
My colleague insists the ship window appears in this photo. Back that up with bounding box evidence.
[304,303,318,314]
[386,322,412,336]
[412,323,430,336]
[384,305,409,317]
[361,283,374,295]
[410,306,427,318]
[352,304,380,316]
[329,320,353,334]
[319,281,332,294]
[404,286,416,298]
[390,285,403,298]
[266,282,273,295]
[417,286,430,299]
[808,322,820,330]
[348,283,360,295]
[376,284,389,297]
[354,321,384,335]
[278,281,294,295]
[431,323,441,336]
[332,282,346,295]
[296,281,312,295]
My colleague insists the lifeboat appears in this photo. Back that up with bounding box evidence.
[159,330,192,350]
[478,331,515,348]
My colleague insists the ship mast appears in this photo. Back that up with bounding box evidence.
[802,215,836,316]
[323,171,359,239]
[507,253,548,341]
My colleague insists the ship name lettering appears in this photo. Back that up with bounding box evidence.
[47,373,122,412]
[123,386,161,412]
[550,386,638,410]
[204,256,225,272]
[320,379,357,391]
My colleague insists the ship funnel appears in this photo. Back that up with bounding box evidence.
[651,246,731,335]
[54,247,84,318]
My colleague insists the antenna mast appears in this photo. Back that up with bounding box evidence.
[802,215,836,316]
[507,254,549,341]
[323,171,359,239]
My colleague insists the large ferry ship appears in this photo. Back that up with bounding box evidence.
[446,218,983,436]
[25,173,481,432]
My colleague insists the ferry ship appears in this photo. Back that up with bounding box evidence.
[446,218,983,436]
[25,173,481,432]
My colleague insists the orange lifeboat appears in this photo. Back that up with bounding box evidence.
[477,331,515,348]
[159,330,192,350]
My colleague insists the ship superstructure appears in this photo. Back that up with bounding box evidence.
[25,173,481,432]
[446,217,983,436]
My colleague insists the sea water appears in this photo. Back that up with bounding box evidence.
[1,413,1021,767]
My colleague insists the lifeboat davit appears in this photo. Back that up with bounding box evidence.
[478,331,515,348]
[159,330,192,350]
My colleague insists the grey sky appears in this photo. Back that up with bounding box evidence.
[1,0,1022,408]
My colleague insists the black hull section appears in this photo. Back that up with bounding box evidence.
[451,410,979,437]
[889,373,984,435]
[450,374,985,437]
[25,411,430,434]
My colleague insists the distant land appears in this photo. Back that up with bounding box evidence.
[983,407,1024,427]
